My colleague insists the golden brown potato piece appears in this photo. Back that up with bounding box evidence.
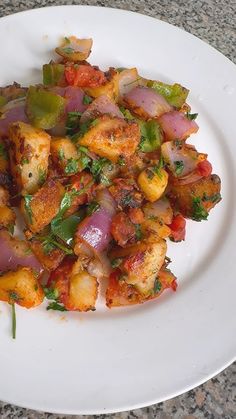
[0,267,44,308]
[27,237,65,271]
[55,36,93,62]
[85,80,116,100]
[106,267,177,307]
[79,116,140,163]
[67,270,98,312]
[168,174,221,220]
[9,122,51,194]
[50,137,79,175]
[21,179,65,233]
[0,185,9,206]
[0,139,9,173]
[110,236,167,296]
[0,206,16,230]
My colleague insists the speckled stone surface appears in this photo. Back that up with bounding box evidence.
[0,1,235,418]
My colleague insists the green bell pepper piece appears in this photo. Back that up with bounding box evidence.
[43,63,65,86]
[51,210,85,245]
[26,86,66,129]
[139,120,163,152]
[147,81,189,109]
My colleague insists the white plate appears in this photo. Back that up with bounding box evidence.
[0,5,235,415]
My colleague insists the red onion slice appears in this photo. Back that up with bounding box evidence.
[0,100,28,138]
[158,111,199,141]
[80,95,124,123]
[76,189,116,253]
[52,86,87,113]
[0,230,43,274]
[124,86,172,118]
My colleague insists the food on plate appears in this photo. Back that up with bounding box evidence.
[0,36,221,336]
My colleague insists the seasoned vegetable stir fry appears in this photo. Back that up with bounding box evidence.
[0,36,221,335]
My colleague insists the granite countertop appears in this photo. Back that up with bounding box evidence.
[0,1,235,418]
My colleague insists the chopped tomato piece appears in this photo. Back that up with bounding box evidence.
[111,212,136,246]
[47,257,75,306]
[168,214,186,242]
[197,160,212,177]
[65,65,107,88]
[65,172,94,217]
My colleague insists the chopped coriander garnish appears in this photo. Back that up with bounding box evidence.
[58,148,65,161]
[117,156,126,166]
[100,173,112,186]
[24,195,33,224]
[111,258,123,268]
[116,67,127,73]
[192,197,208,221]
[135,224,143,241]
[7,223,14,235]
[64,158,79,175]
[41,235,73,255]
[154,278,162,293]
[43,287,59,300]
[90,158,113,182]
[9,291,20,302]
[186,112,198,120]
[79,154,91,170]
[202,193,221,204]
[11,303,16,339]
[87,201,100,216]
[0,143,8,160]
[83,94,93,105]
[174,160,184,176]
[46,302,67,312]
[153,157,164,179]
[66,111,82,135]
[21,157,29,165]
[38,167,47,185]
[62,47,74,54]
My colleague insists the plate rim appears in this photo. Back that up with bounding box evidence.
[0,5,235,414]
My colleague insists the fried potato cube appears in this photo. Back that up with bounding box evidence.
[21,179,65,233]
[110,236,167,296]
[50,137,79,175]
[9,122,51,194]
[28,237,65,271]
[0,206,16,230]
[106,266,177,308]
[79,116,140,163]
[0,267,44,308]
[68,270,98,312]
[138,167,169,202]
[168,174,221,220]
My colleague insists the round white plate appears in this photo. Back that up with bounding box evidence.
[0,5,235,415]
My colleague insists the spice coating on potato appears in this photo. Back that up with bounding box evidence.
[21,179,65,233]
[28,237,65,271]
[0,267,44,308]
[110,236,167,296]
[9,121,51,194]
[79,116,140,163]
[168,174,221,220]
[50,137,79,175]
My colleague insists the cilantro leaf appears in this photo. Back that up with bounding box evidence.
[192,197,208,221]
[46,302,67,312]
[174,160,184,176]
